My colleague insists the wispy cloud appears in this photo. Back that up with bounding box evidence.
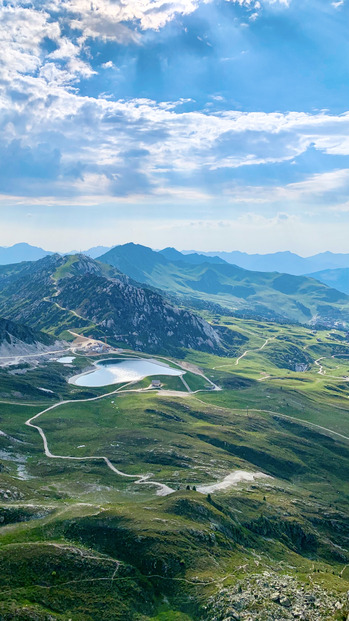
[2,66,349,201]
[1,0,348,252]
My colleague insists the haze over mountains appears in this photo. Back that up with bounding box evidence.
[2,242,349,277]
[98,243,349,326]
[306,267,349,296]
[0,243,349,326]
[186,250,349,275]
[0,243,53,264]
[0,243,103,264]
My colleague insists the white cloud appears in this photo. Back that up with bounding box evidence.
[39,0,291,46]
[57,0,201,41]
[284,169,349,196]
[264,0,289,5]
[102,60,115,69]
[0,0,291,94]
[0,5,61,76]
[2,70,349,200]
[219,168,349,209]
[0,0,346,206]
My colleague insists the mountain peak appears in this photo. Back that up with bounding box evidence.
[0,243,52,265]
[53,253,109,280]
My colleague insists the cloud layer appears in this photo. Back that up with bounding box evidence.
[1,0,349,251]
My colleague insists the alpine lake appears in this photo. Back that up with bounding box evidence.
[69,356,184,387]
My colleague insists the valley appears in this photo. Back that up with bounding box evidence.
[1,308,349,620]
[2,0,349,616]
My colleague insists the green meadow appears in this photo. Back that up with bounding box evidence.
[1,316,349,619]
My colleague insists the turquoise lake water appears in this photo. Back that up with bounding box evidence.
[69,357,184,387]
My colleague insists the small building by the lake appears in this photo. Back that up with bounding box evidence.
[151,379,161,388]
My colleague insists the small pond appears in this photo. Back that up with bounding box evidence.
[57,356,75,364]
[69,357,184,387]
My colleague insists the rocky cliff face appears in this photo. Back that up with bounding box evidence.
[57,273,221,351]
[98,243,349,327]
[0,317,55,361]
[0,317,53,347]
[0,254,222,354]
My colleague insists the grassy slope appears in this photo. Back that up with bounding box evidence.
[182,317,349,437]
[1,318,349,619]
[307,267,349,295]
[99,245,349,324]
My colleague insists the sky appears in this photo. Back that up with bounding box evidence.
[1,0,349,253]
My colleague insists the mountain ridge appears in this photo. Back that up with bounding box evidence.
[307,267,349,295]
[3,242,349,275]
[0,243,53,265]
[0,254,226,354]
[182,249,349,275]
[98,243,349,327]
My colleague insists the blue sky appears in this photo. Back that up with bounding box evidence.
[1,0,349,253]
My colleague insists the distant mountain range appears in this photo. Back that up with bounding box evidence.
[3,243,349,276]
[182,249,349,275]
[0,243,109,265]
[1,243,349,326]
[0,254,225,354]
[1,245,349,345]
[68,246,112,259]
[306,268,349,296]
[98,243,349,326]
[0,243,53,264]
[160,247,226,265]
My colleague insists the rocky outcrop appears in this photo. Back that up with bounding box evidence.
[0,317,57,364]
[0,254,223,354]
[56,272,221,353]
[204,571,349,620]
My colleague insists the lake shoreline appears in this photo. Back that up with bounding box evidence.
[69,356,184,388]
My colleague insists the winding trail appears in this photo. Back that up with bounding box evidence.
[25,383,174,496]
[22,359,349,495]
[8,338,348,500]
[24,380,222,494]
[213,337,275,370]
[315,357,325,375]
[1,341,218,496]
[43,276,95,325]
[314,356,349,382]
[235,337,275,366]
[0,539,251,591]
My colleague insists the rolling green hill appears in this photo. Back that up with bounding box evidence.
[98,243,349,326]
[1,313,349,619]
[307,267,349,295]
